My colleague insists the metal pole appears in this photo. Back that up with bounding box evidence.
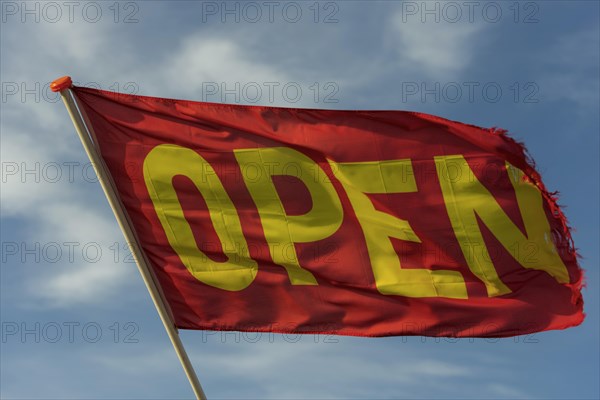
[55,80,207,400]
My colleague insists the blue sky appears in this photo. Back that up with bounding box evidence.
[1,1,598,398]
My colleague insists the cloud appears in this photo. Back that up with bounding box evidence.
[538,26,600,111]
[159,36,288,94]
[25,202,135,308]
[1,19,139,308]
[74,336,531,399]
[1,144,136,308]
[149,34,341,108]
[487,383,529,399]
[183,339,489,399]
[388,15,486,77]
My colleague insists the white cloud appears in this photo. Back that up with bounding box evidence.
[184,339,474,398]
[487,383,529,399]
[148,35,333,108]
[1,103,136,308]
[84,337,527,399]
[539,27,600,111]
[160,37,287,93]
[388,15,486,77]
[26,202,135,308]
[1,19,138,307]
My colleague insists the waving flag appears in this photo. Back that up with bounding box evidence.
[67,84,583,338]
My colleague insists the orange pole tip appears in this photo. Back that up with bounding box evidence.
[50,76,73,92]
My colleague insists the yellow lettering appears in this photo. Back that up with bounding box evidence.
[435,155,569,297]
[143,144,257,291]
[330,159,468,299]
[234,147,343,285]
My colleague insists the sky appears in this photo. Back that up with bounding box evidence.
[0,1,598,399]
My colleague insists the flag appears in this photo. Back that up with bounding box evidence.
[72,86,584,337]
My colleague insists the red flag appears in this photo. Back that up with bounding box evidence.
[73,86,584,337]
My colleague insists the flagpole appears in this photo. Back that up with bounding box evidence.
[51,77,207,400]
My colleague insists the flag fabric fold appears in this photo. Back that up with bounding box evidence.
[73,86,584,337]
